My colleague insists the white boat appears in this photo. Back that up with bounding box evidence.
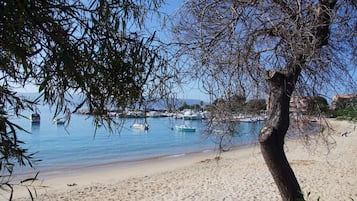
[200,111,208,119]
[239,117,258,123]
[183,110,202,120]
[131,123,149,130]
[126,111,144,118]
[256,115,267,121]
[175,113,184,119]
[54,118,65,125]
[175,125,196,132]
[30,113,40,123]
[146,111,163,118]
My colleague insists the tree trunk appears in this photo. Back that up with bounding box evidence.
[259,70,304,201]
[258,1,337,200]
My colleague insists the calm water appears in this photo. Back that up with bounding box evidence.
[12,108,265,175]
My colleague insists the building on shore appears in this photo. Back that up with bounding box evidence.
[331,94,357,110]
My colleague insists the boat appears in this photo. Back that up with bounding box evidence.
[183,110,202,120]
[131,123,149,130]
[30,113,40,123]
[239,117,258,123]
[146,111,163,118]
[126,111,144,118]
[54,118,65,125]
[256,115,267,121]
[175,113,184,119]
[175,125,196,132]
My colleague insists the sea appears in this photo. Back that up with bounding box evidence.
[9,95,265,178]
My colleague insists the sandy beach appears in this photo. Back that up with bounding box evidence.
[4,119,357,201]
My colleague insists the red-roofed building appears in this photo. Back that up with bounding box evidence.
[331,94,357,110]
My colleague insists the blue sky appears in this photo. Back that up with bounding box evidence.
[151,1,210,101]
[157,1,357,103]
[158,1,211,102]
[14,1,356,103]
[15,0,211,102]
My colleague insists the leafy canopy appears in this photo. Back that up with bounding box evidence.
[0,0,174,196]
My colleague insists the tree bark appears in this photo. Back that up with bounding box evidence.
[259,70,303,201]
[259,1,337,200]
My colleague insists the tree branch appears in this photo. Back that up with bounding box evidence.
[316,0,337,47]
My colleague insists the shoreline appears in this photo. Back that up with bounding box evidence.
[5,119,357,200]
[14,135,261,181]
[14,142,258,182]
[16,148,217,180]
[12,115,265,182]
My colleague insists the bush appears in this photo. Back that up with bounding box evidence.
[328,106,357,121]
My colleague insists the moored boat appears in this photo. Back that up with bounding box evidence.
[175,125,196,132]
[30,113,41,123]
[132,123,149,130]
[54,118,65,125]
[183,110,202,120]
[239,117,258,123]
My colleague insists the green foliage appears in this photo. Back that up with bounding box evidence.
[228,95,246,112]
[334,97,357,110]
[209,97,266,114]
[1,0,167,116]
[245,99,266,114]
[178,102,189,110]
[1,0,170,198]
[178,102,202,111]
[329,106,357,121]
[0,89,41,200]
[210,95,247,112]
[307,96,329,114]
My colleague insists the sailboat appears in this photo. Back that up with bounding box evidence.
[131,122,149,130]
[131,108,149,131]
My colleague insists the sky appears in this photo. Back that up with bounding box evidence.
[15,0,211,102]
[150,1,211,102]
[13,0,356,103]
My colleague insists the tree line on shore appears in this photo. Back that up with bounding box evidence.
[179,95,356,121]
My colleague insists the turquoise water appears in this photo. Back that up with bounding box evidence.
[12,108,265,175]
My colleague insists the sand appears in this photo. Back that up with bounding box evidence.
[3,119,357,201]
